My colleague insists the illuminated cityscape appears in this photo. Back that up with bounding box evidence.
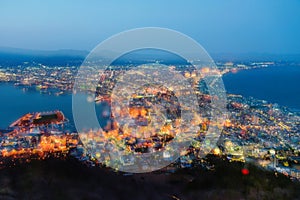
[1,61,299,181]
[1,0,300,199]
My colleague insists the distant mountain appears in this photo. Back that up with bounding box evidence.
[0,47,89,67]
[0,47,88,57]
[111,48,189,65]
[1,47,299,67]
[0,47,189,67]
[211,52,300,63]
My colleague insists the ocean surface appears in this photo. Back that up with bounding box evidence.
[0,84,74,129]
[222,65,300,111]
[0,65,299,129]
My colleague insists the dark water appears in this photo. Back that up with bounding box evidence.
[0,84,108,130]
[223,65,300,111]
[0,84,73,129]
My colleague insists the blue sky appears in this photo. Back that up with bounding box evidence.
[1,0,300,54]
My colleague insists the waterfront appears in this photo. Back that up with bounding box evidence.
[0,64,300,181]
[223,65,300,111]
[0,84,73,130]
[1,64,299,130]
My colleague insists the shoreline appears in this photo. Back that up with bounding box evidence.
[222,64,300,111]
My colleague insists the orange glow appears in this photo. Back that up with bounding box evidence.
[201,67,210,74]
[224,119,232,127]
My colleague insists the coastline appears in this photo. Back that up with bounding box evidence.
[222,64,300,111]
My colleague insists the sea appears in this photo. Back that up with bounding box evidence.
[0,84,74,130]
[222,65,300,111]
[0,64,299,129]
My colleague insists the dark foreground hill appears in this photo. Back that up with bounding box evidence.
[0,156,299,200]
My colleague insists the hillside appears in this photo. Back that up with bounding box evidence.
[0,156,299,200]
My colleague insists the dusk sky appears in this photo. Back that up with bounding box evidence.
[1,0,300,54]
